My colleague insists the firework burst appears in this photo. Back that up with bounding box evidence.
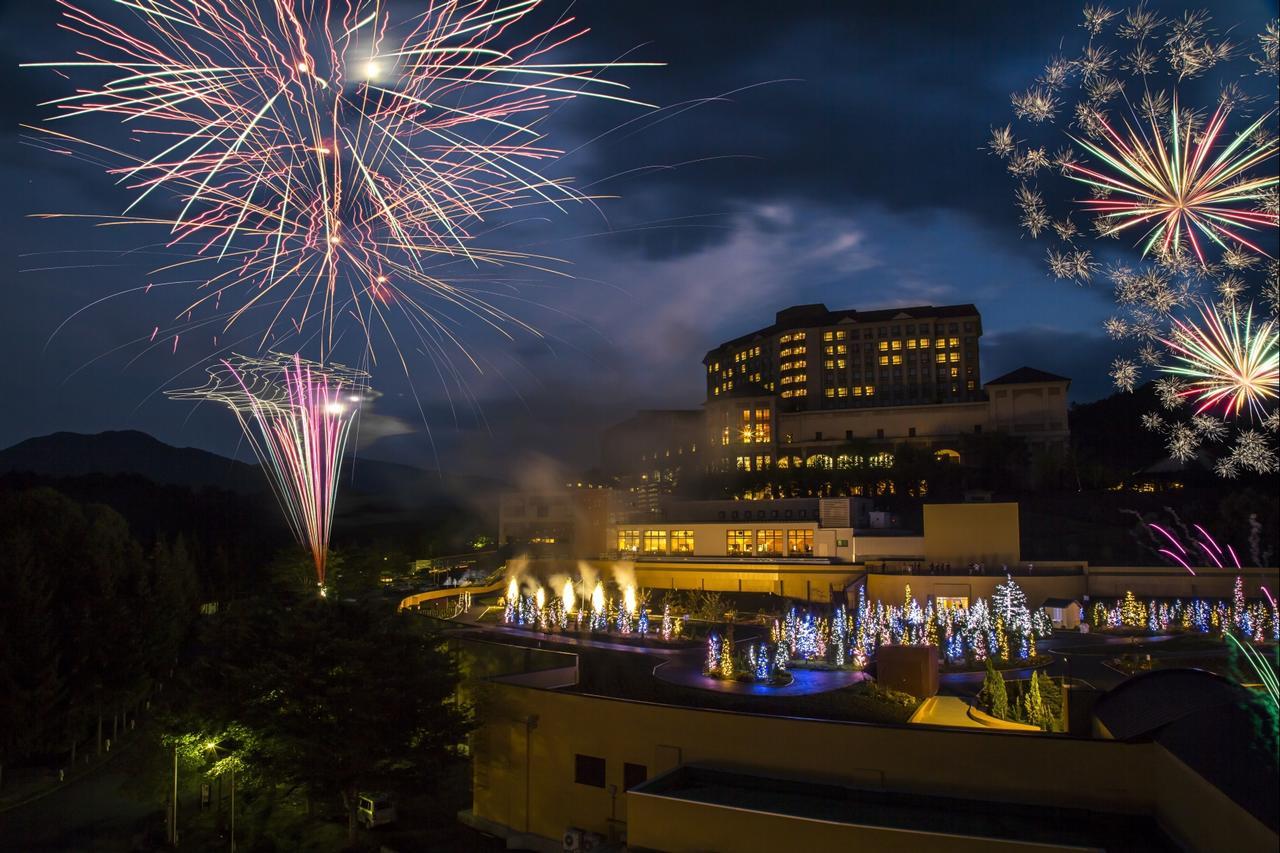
[996,4,1280,475]
[168,353,371,588]
[1067,97,1278,264]
[1160,302,1279,420]
[24,0,658,362]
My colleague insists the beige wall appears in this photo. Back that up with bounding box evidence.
[923,502,1020,566]
[470,681,1275,853]
[868,574,1086,609]
[782,400,989,444]
[986,381,1069,446]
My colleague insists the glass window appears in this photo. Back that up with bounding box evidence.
[670,530,694,553]
[878,340,889,352]
[575,754,606,787]
[936,596,969,611]
[787,529,814,556]
[891,340,902,351]
[892,354,902,365]
[726,529,754,556]
[642,530,668,554]
[624,763,647,791]
[949,352,960,363]
[757,529,783,555]
[617,529,640,553]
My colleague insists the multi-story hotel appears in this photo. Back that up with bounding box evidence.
[701,302,1070,474]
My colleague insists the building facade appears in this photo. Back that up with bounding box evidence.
[700,303,1070,474]
[600,410,703,514]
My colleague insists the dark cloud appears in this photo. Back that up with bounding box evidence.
[1,0,1269,477]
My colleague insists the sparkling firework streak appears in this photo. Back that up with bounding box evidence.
[1148,522,1244,575]
[1160,301,1280,420]
[168,353,370,587]
[1066,96,1279,265]
[24,1,658,358]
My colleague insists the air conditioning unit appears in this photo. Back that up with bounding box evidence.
[563,828,584,852]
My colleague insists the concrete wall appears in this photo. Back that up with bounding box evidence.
[469,680,1275,853]
[627,787,1080,853]
[923,502,1020,566]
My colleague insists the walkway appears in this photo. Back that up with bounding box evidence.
[450,612,698,657]
[909,696,986,728]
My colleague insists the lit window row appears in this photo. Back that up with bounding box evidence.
[779,332,808,343]
[725,529,813,556]
[821,330,848,342]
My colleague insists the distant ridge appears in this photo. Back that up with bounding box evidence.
[0,430,262,492]
[0,430,503,516]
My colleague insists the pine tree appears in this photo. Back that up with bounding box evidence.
[981,657,1009,720]
[1024,672,1046,729]
[1121,590,1143,628]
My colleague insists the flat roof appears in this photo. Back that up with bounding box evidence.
[633,765,1176,851]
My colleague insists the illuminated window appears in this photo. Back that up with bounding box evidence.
[878,340,889,352]
[794,388,808,397]
[950,367,959,378]
[617,529,640,553]
[919,338,930,349]
[757,529,783,556]
[642,530,667,554]
[780,333,792,343]
[794,332,806,340]
[949,352,960,363]
[935,353,947,364]
[837,386,849,397]
[824,359,835,370]
[935,338,946,349]
[837,358,847,369]
[836,344,847,355]
[787,529,814,556]
[721,426,730,446]
[756,455,772,470]
[879,355,889,366]
[852,386,863,396]
[670,530,694,554]
[891,340,902,351]
[825,387,835,398]
[936,596,969,611]
[892,354,902,365]
[726,529,754,556]
[823,331,834,341]
[967,380,976,390]
[736,456,751,470]
[780,390,794,398]
[865,385,875,396]
[949,337,959,348]
[907,339,917,350]
[836,330,847,340]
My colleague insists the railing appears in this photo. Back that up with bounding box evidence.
[865,563,1085,577]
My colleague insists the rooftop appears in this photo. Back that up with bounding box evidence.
[706,302,981,359]
[984,366,1071,386]
[632,765,1176,851]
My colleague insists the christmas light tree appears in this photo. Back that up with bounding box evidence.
[662,603,673,641]
[1121,591,1144,628]
[705,633,720,675]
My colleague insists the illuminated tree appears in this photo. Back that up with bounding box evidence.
[1024,671,1047,730]
[1121,591,1144,628]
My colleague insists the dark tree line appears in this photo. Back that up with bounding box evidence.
[164,597,470,844]
[0,487,199,784]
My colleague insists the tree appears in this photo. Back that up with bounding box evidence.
[1024,672,1047,730]
[178,599,471,841]
[980,657,1009,720]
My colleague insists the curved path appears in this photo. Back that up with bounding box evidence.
[653,655,868,696]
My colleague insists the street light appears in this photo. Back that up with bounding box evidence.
[205,741,237,853]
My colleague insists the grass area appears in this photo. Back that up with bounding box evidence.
[568,645,918,725]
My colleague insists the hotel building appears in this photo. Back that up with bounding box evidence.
[700,303,1070,474]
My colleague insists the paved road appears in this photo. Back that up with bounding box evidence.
[0,753,160,852]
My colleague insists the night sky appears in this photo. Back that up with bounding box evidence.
[1,0,1275,477]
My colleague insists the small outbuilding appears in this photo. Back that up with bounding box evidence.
[1040,597,1082,629]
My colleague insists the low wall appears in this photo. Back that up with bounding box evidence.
[398,579,506,612]
[470,681,1275,853]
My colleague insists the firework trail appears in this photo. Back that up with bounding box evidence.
[1066,96,1277,264]
[24,0,658,363]
[995,4,1280,474]
[1160,301,1279,420]
[168,352,371,588]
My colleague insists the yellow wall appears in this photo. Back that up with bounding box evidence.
[867,574,1085,610]
[924,502,1020,566]
[469,680,1275,853]
[628,788,1077,853]
[628,560,861,601]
